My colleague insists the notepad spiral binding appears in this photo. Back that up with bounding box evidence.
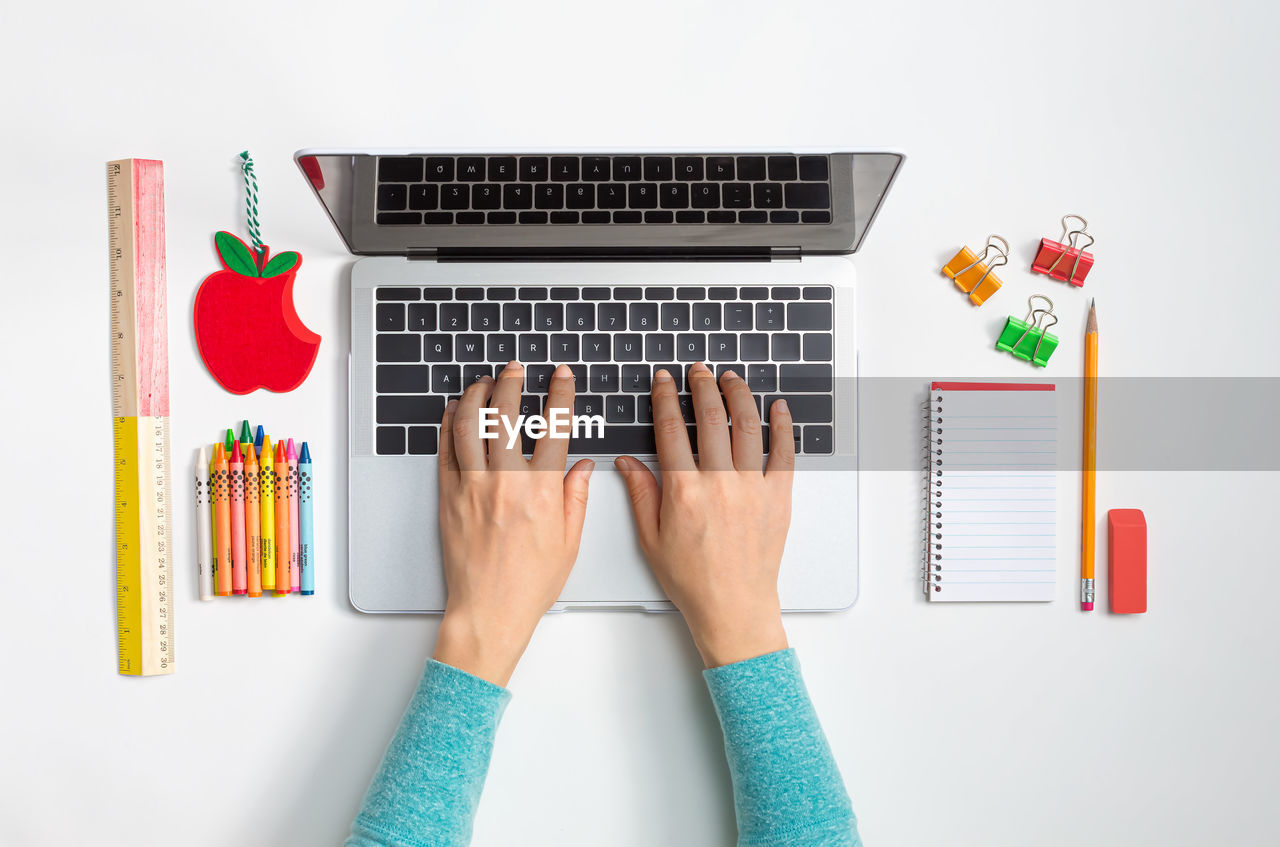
[923,392,944,594]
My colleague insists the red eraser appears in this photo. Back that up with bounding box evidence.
[1108,509,1147,614]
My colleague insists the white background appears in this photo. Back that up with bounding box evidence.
[2,1,1278,845]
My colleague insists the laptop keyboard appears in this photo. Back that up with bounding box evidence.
[373,154,833,226]
[372,285,836,457]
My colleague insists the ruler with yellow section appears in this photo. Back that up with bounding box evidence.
[109,159,175,676]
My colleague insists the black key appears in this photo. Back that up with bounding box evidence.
[780,364,832,392]
[377,364,429,393]
[598,302,627,330]
[503,184,532,209]
[582,287,612,300]
[613,211,642,224]
[755,302,785,330]
[771,286,801,300]
[535,303,563,331]
[518,287,547,301]
[767,156,798,181]
[645,211,674,223]
[640,157,671,181]
[771,333,801,361]
[799,156,829,181]
[486,333,516,362]
[379,157,422,182]
[674,157,704,180]
[456,212,485,224]
[628,183,658,208]
[753,183,784,208]
[472,184,501,210]
[519,211,548,224]
[551,156,580,181]
[441,185,469,209]
[583,157,612,180]
[747,364,777,392]
[676,210,705,224]
[566,363,588,385]
[488,157,517,181]
[488,212,516,224]
[503,303,532,331]
[597,184,627,209]
[738,211,767,224]
[407,426,439,455]
[784,183,830,209]
[607,394,635,423]
[708,333,737,361]
[550,287,579,301]
[455,334,485,361]
[519,156,548,181]
[652,365,684,391]
[661,302,690,331]
[787,302,833,330]
[760,425,770,453]
[709,287,736,300]
[422,288,452,300]
[424,212,453,224]
[736,156,766,180]
[693,302,721,330]
[566,303,594,330]
[770,211,799,223]
[707,157,735,180]
[535,184,564,209]
[722,183,752,208]
[676,333,706,362]
[376,334,421,362]
[582,334,611,361]
[574,425,658,455]
[377,303,405,331]
[690,183,720,208]
[636,333,669,362]
[803,286,832,300]
[417,157,450,181]
[645,287,674,300]
[424,335,453,362]
[489,287,518,300]
[740,333,770,361]
[518,395,541,417]
[409,184,439,210]
[803,425,833,455]
[613,156,642,180]
[376,184,408,210]
[440,303,468,331]
[657,183,689,209]
[765,395,832,423]
[637,397,654,423]
[457,157,486,181]
[526,364,555,392]
[803,333,833,361]
[575,394,605,418]
[724,303,752,330]
[614,333,643,362]
[471,303,500,330]
[677,394,696,423]
[623,364,651,393]
[707,211,735,223]
[519,333,548,362]
[613,287,642,299]
[629,303,658,330]
[432,365,461,393]
[590,364,619,393]
[377,287,420,301]
[378,395,445,424]
[464,364,493,385]
[566,184,595,209]
[408,303,436,331]
[376,426,405,455]
[550,211,579,224]
[550,333,579,361]
[739,287,769,299]
[677,286,705,300]
[801,211,832,224]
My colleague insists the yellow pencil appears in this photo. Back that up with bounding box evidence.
[1081,299,1098,611]
[259,434,277,593]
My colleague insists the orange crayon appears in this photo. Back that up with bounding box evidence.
[244,443,262,597]
[273,442,291,595]
[213,443,233,596]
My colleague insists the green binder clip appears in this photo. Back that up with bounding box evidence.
[996,295,1059,367]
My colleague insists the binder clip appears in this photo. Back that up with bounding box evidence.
[996,295,1059,367]
[1032,214,1094,286]
[942,235,1008,306]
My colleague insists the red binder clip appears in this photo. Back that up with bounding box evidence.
[1032,214,1094,287]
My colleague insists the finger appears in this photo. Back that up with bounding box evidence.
[451,376,493,472]
[488,360,527,469]
[689,362,733,470]
[614,455,660,552]
[650,369,695,472]
[561,458,595,552]
[532,364,575,471]
[719,369,763,473]
[764,398,796,489]
[438,399,460,488]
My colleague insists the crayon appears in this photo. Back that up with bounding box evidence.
[209,446,219,593]
[299,442,314,595]
[214,443,233,596]
[254,425,265,458]
[287,438,301,593]
[195,447,214,601]
[224,428,234,455]
[244,442,262,597]
[239,420,253,453]
[230,442,247,595]
[273,442,291,595]
[259,434,277,592]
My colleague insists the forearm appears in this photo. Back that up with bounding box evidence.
[346,659,510,847]
[704,648,859,847]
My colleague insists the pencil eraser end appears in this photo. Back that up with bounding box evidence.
[1081,601,1094,611]
[1108,508,1147,614]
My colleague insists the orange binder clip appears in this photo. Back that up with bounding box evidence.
[941,235,1008,306]
[1032,214,1094,287]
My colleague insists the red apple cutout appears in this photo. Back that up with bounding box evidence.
[194,232,321,394]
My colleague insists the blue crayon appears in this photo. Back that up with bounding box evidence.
[254,424,265,458]
[299,442,314,595]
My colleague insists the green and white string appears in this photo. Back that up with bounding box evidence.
[239,151,265,258]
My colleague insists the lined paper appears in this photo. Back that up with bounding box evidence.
[928,385,1057,602]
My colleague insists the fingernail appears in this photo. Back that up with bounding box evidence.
[777,398,789,413]
[654,369,673,383]
[583,459,595,479]
[445,399,458,412]
[691,361,710,374]
[480,375,494,384]
[504,360,522,372]
[722,369,740,381]
[613,456,628,472]
[553,363,572,377]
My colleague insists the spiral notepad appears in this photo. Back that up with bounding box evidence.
[925,382,1058,602]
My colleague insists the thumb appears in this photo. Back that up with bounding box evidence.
[562,458,595,551]
[614,456,660,551]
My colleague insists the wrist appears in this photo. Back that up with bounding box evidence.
[686,605,788,669]
[433,609,528,687]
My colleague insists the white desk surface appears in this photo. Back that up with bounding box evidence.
[3,1,1277,844]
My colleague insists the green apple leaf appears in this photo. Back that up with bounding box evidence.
[261,251,300,278]
[215,231,260,277]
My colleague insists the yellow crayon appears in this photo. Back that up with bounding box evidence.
[259,434,277,592]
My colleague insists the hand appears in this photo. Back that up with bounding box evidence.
[615,362,795,668]
[432,362,595,686]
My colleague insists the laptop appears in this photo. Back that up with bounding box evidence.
[295,149,903,613]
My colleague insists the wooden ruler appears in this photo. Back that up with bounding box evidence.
[109,159,175,676]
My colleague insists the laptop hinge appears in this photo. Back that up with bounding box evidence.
[415,246,778,263]
[770,246,802,262]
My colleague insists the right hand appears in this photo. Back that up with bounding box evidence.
[615,363,796,668]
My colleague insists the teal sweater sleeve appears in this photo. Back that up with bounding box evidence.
[704,648,860,847]
[346,659,511,847]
